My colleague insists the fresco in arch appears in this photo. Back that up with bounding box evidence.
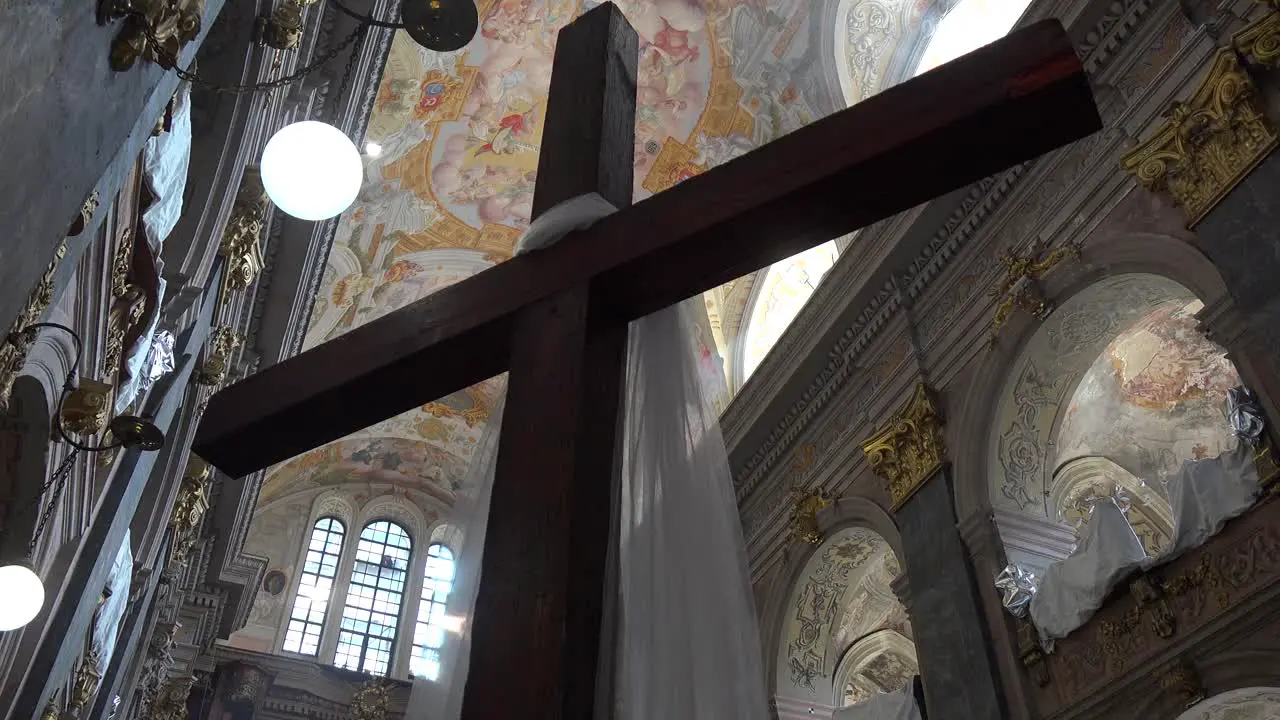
[1055,300,1242,484]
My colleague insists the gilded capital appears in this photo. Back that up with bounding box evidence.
[1235,2,1280,67]
[1121,48,1278,227]
[219,168,268,294]
[169,455,213,568]
[60,378,115,436]
[0,239,69,410]
[862,384,947,511]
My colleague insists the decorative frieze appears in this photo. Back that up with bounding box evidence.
[862,384,946,511]
[219,168,269,295]
[1121,47,1278,227]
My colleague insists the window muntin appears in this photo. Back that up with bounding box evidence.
[410,543,456,679]
[334,520,412,676]
[283,517,346,656]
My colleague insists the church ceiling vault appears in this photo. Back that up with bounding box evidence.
[269,0,877,500]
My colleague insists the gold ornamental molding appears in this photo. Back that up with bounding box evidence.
[193,326,242,387]
[60,377,116,436]
[862,383,947,511]
[101,0,206,72]
[786,487,831,545]
[1121,46,1278,227]
[0,238,69,410]
[988,241,1081,343]
[1234,1,1280,67]
[220,168,269,296]
[168,456,213,569]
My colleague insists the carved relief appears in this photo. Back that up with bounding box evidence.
[1234,3,1280,68]
[60,378,115,436]
[1121,48,1278,227]
[787,487,831,545]
[1033,501,1280,710]
[1156,657,1206,709]
[349,680,392,720]
[145,674,196,720]
[169,456,213,569]
[0,238,68,409]
[194,326,242,387]
[862,384,946,510]
[219,169,269,294]
[102,0,206,72]
[988,242,1082,343]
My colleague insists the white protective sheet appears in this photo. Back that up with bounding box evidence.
[1030,499,1146,644]
[832,685,923,720]
[141,84,192,251]
[408,194,769,720]
[1162,443,1258,562]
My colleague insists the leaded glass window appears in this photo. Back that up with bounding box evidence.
[283,517,345,655]
[410,543,455,679]
[333,521,412,676]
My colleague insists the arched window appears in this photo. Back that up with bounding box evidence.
[334,520,412,675]
[283,517,346,656]
[410,543,456,679]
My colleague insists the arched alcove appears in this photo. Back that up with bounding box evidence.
[981,273,1246,571]
[773,526,915,718]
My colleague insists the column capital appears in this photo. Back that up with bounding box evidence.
[862,383,947,511]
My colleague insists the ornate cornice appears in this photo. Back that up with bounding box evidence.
[862,383,946,510]
[732,0,1165,503]
[1121,42,1278,226]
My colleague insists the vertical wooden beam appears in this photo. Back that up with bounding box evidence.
[462,5,637,718]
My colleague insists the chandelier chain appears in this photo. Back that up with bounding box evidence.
[131,11,372,95]
[28,450,80,556]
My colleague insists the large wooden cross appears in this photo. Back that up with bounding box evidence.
[195,4,1097,716]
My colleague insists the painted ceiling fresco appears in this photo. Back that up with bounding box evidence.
[777,527,913,706]
[264,0,1038,503]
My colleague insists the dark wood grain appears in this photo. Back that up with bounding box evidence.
[193,13,1099,479]
[460,6,634,717]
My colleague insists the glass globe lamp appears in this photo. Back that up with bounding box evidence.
[0,560,45,631]
[261,121,363,221]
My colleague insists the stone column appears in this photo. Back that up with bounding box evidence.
[863,384,1005,720]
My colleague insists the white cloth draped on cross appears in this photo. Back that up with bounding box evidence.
[406,194,771,719]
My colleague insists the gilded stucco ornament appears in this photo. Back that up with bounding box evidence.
[60,377,116,436]
[1234,1,1280,67]
[68,648,105,717]
[145,674,197,720]
[1121,47,1278,227]
[101,0,206,72]
[987,242,1081,343]
[862,384,947,511]
[219,168,269,294]
[0,238,68,410]
[1156,657,1206,709]
[349,679,392,720]
[169,456,213,568]
[194,326,242,386]
[787,487,831,545]
[254,0,317,50]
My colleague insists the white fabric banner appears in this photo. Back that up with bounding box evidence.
[408,194,769,719]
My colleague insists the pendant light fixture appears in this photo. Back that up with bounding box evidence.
[0,324,165,632]
[123,0,479,221]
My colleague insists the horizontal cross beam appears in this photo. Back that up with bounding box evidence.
[194,18,1098,476]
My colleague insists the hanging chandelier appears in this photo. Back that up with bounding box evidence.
[100,0,480,220]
